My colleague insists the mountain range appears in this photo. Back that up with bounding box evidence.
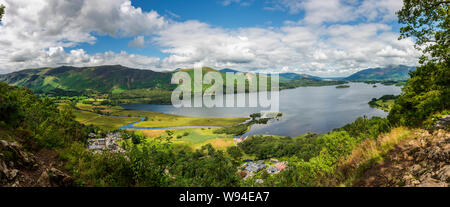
[0,65,414,96]
[0,65,174,95]
[343,65,416,81]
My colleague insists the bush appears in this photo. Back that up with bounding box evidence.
[388,62,449,126]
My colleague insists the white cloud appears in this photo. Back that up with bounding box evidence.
[0,0,166,73]
[0,0,419,76]
[221,0,253,6]
[128,36,146,48]
[266,0,403,24]
[357,0,404,22]
[152,20,418,76]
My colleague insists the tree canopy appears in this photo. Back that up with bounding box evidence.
[389,0,449,126]
[397,0,450,63]
[0,5,4,22]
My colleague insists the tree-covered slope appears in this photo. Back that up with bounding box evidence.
[344,65,416,81]
[0,65,343,96]
[0,65,174,94]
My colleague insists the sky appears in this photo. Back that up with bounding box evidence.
[0,0,420,77]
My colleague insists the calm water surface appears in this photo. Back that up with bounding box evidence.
[122,83,402,137]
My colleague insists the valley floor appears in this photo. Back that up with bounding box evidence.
[70,102,249,150]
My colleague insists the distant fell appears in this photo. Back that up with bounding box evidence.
[344,65,416,81]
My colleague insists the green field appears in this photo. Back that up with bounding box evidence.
[73,110,101,123]
[129,128,237,150]
[70,99,248,148]
[112,110,247,128]
[73,108,141,130]
[83,116,141,130]
[371,99,395,112]
[368,95,398,112]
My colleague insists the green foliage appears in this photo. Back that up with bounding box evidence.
[268,153,336,187]
[249,113,261,120]
[337,116,391,140]
[165,130,174,138]
[368,95,398,111]
[0,83,23,127]
[58,132,240,187]
[242,116,393,187]
[60,141,172,187]
[239,134,318,160]
[0,82,88,148]
[131,132,145,145]
[0,5,4,22]
[314,131,357,160]
[213,118,270,136]
[387,1,450,127]
[261,131,358,187]
[239,116,391,164]
[226,146,243,161]
[423,109,450,129]
[170,144,240,187]
[214,123,250,136]
[397,0,449,63]
[388,62,449,126]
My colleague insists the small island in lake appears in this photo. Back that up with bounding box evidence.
[336,85,351,88]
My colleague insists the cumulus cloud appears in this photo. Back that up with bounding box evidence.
[266,0,403,24]
[0,46,162,74]
[152,20,418,76]
[128,36,146,48]
[0,0,419,76]
[0,0,166,73]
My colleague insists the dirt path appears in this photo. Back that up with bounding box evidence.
[355,129,450,187]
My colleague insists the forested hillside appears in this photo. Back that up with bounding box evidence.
[344,65,416,81]
[0,65,174,95]
[0,65,345,104]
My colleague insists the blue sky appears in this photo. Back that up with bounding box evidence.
[133,0,297,28]
[74,0,302,57]
[0,0,419,76]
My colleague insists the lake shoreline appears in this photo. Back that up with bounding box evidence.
[121,82,401,137]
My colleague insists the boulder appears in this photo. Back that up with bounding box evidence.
[0,140,35,168]
[37,168,74,187]
[48,167,74,187]
[436,165,450,182]
[434,115,450,129]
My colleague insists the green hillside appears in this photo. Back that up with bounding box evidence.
[0,65,345,104]
[344,65,416,81]
[0,65,174,95]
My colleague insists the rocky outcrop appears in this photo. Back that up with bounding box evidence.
[0,140,36,186]
[357,129,450,187]
[37,167,74,187]
[0,140,73,187]
[433,115,450,130]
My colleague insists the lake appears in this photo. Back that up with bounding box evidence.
[122,82,402,137]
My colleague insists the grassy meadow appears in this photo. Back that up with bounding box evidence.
[69,100,248,149]
[128,128,238,150]
[112,109,247,128]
